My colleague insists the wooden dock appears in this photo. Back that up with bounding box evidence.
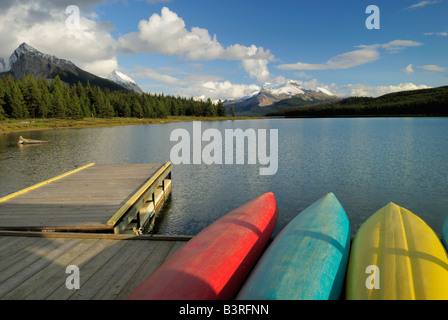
[0,162,172,234]
[0,231,191,300]
[0,161,193,300]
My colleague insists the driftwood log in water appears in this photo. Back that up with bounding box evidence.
[17,136,50,145]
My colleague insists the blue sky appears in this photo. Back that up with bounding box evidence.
[0,0,447,99]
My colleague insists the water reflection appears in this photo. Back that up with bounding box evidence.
[1,118,448,238]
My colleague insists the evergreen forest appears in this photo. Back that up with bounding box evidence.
[0,74,228,120]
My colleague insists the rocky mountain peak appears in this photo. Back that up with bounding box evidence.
[0,43,135,93]
[106,70,144,94]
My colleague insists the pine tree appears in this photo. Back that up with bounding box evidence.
[50,76,67,118]
[123,101,132,118]
[204,98,217,117]
[132,98,143,118]
[156,99,168,118]
[85,81,95,117]
[76,82,91,118]
[102,96,115,118]
[36,77,50,118]
[22,75,41,118]
[39,90,51,118]
[7,81,28,118]
[91,87,107,118]
[170,99,179,116]
[217,99,227,117]
[231,104,235,117]
[68,85,83,119]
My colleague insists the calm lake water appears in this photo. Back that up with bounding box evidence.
[1,118,447,238]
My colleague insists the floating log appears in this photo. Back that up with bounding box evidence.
[17,136,50,145]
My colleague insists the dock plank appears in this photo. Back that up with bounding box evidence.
[47,239,126,300]
[114,241,179,300]
[0,238,67,284]
[0,238,84,298]
[91,239,159,300]
[68,239,144,300]
[0,233,191,300]
[3,239,99,300]
[0,237,60,274]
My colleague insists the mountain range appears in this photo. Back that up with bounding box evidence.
[224,80,339,116]
[1,43,337,116]
[0,43,143,94]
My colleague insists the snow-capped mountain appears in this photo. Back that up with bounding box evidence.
[315,87,335,96]
[106,70,143,94]
[0,43,76,76]
[262,80,305,98]
[224,80,338,116]
[261,80,335,100]
[0,43,137,93]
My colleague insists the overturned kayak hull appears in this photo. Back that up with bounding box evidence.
[126,192,278,300]
[346,203,448,300]
[237,193,350,300]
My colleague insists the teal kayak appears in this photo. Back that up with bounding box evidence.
[236,193,350,300]
[443,217,448,252]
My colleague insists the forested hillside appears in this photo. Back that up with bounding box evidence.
[0,74,227,120]
[268,86,448,117]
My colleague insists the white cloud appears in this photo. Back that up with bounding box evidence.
[83,58,119,77]
[127,64,261,100]
[406,0,442,10]
[241,59,271,84]
[380,40,422,53]
[338,83,431,97]
[117,7,273,62]
[278,46,380,71]
[116,7,275,84]
[402,64,415,74]
[424,31,448,36]
[277,40,422,71]
[130,66,183,85]
[417,65,446,72]
[176,81,261,101]
[401,63,446,74]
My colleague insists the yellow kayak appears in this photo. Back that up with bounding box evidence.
[346,202,448,300]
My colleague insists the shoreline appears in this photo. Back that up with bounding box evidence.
[0,116,258,135]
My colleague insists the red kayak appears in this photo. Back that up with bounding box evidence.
[126,192,278,300]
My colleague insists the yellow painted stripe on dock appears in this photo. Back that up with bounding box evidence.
[107,162,172,226]
[0,163,95,204]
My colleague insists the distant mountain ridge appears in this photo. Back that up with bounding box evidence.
[224,80,338,116]
[0,43,143,94]
[270,85,448,117]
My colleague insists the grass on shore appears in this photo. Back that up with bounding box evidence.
[0,116,257,134]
